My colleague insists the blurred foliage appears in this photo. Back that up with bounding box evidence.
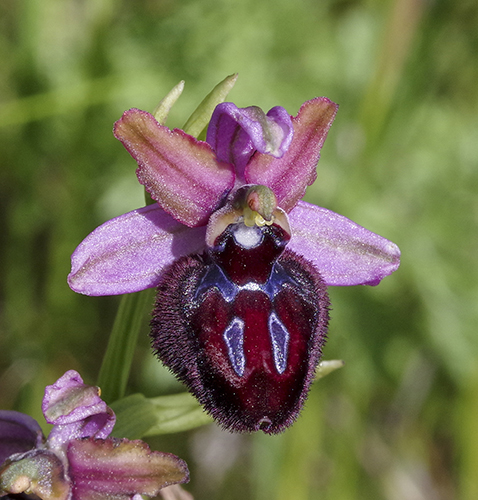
[1,0,477,499]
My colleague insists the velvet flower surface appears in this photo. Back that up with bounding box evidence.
[67,90,400,433]
[0,370,189,500]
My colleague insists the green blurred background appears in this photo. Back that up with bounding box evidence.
[1,0,477,498]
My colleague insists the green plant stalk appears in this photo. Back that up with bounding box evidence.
[97,289,153,403]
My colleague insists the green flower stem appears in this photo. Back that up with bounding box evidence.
[97,289,154,403]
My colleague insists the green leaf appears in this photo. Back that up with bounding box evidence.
[182,73,238,138]
[152,80,185,125]
[110,393,213,439]
[314,359,345,381]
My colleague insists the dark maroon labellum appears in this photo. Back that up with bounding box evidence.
[151,222,329,434]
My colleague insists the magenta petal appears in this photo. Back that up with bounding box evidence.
[206,103,294,179]
[288,201,400,286]
[67,438,189,500]
[245,97,338,213]
[68,204,207,296]
[114,108,235,227]
[43,371,115,448]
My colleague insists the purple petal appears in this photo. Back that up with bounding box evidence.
[67,438,189,500]
[245,97,338,213]
[68,204,207,296]
[42,371,115,448]
[0,412,44,465]
[206,103,294,180]
[287,201,400,286]
[114,108,235,227]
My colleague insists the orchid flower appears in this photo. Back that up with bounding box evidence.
[67,80,400,434]
[0,370,189,500]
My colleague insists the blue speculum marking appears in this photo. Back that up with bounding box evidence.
[195,262,237,302]
[268,312,289,374]
[196,260,301,303]
[224,317,246,376]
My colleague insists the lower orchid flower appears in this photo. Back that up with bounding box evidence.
[0,370,189,500]
[68,78,400,434]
